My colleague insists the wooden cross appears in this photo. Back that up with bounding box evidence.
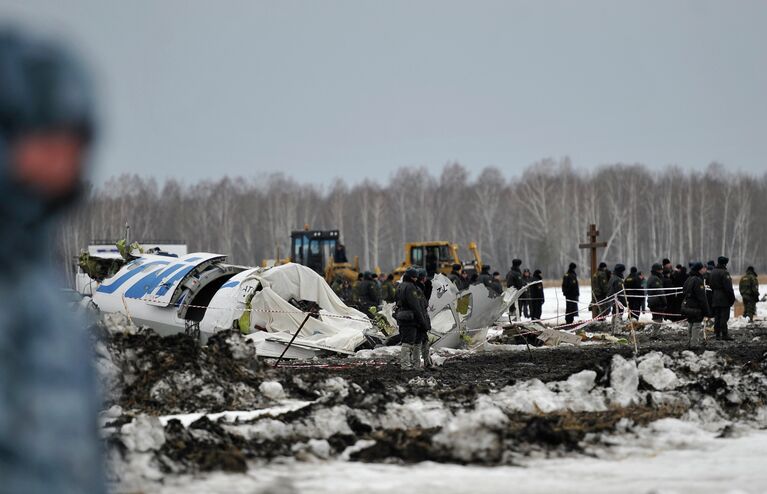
[579,224,607,277]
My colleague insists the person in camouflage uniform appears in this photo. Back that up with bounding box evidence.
[380,273,397,303]
[0,29,105,494]
[739,266,760,322]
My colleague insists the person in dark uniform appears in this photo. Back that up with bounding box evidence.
[477,264,492,287]
[591,262,610,317]
[380,274,397,303]
[529,269,545,320]
[624,266,643,320]
[489,271,503,296]
[334,243,348,263]
[709,256,736,341]
[661,260,677,320]
[607,264,628,322]
[646,263,667,336]
[561,262,580,324]
[395,267,431,369]
[448,263,463,289]
[670,264,688,320]
[681,262,711,347]
[739,266,760,322]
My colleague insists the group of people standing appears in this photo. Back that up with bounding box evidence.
[584,256,760,345]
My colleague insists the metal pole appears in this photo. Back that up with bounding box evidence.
[274,312,314,368]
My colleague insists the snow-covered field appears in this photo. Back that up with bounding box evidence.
[155,423,767,494]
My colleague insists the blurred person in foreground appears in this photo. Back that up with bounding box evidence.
[0,29,105,494]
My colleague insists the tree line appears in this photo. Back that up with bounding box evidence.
[56,160,767,284]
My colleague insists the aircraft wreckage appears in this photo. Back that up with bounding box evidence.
[87,250,529,359]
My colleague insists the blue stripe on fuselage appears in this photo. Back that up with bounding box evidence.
[96,260,170,294]
[123,261,193,299]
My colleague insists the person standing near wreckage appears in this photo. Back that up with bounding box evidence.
[681,262,711,347]
[739,266,760,323]
[529,269,545,320]
[395,267,431,369]
[646,263,667,336]
[607,264,628,322]
[0,30,105,494]
[561,262,579,324]
[710,256,736,341]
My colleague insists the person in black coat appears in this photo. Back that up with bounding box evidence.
[561,263,580,324]
[709,256,736,341]
[646,263,667,332]
[682,262,711,347]
[624,267,643,320]
[607,264,628,321]
[528,269,545,320]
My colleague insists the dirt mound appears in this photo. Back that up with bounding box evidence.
[94,316,263,414]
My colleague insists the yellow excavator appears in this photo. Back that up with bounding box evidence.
[391,241,482,280]
[261,228,362,283]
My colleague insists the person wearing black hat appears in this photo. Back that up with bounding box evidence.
[624,266,643,320]
[591,262,610,318]
[710,256,736,340]
[529,269,545,320]
[505,258,525,290]
[646,263,668,335]
[607,264,628,321]
[561,262,580,324]
[505,259,524,317]
[395,266,431,369]
[681,262,711,347]
[739,266,760,322]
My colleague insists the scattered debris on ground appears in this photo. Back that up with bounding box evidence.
[95,314,767,492]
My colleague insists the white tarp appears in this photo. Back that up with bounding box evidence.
[200,263,370,354]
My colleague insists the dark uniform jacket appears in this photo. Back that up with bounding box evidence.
[505,268,524,290]
[358,279,381,308]
[448,271,462,289]
[682,273,710,322]
[562,270,579,299]
[477,272,492,287]
[591,269,609,302]
[528,275,544,303]
[624,272,643,296]
[739,272,760,301]
[381,280,397,303]
[607,274,627,308]
[395,280,430,331]
[710,266,736,308]
[646,272,667,311]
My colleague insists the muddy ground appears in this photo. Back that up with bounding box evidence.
[99,317,767,490]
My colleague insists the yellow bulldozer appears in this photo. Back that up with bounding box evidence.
[261,228,363,283]
[391,241,483,280]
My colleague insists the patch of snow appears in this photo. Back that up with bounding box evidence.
[259,380,286,400]
[638,352,680,390]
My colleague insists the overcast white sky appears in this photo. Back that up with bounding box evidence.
[2,0,765,185]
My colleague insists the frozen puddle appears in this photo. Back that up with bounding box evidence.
[155,425,767,494]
